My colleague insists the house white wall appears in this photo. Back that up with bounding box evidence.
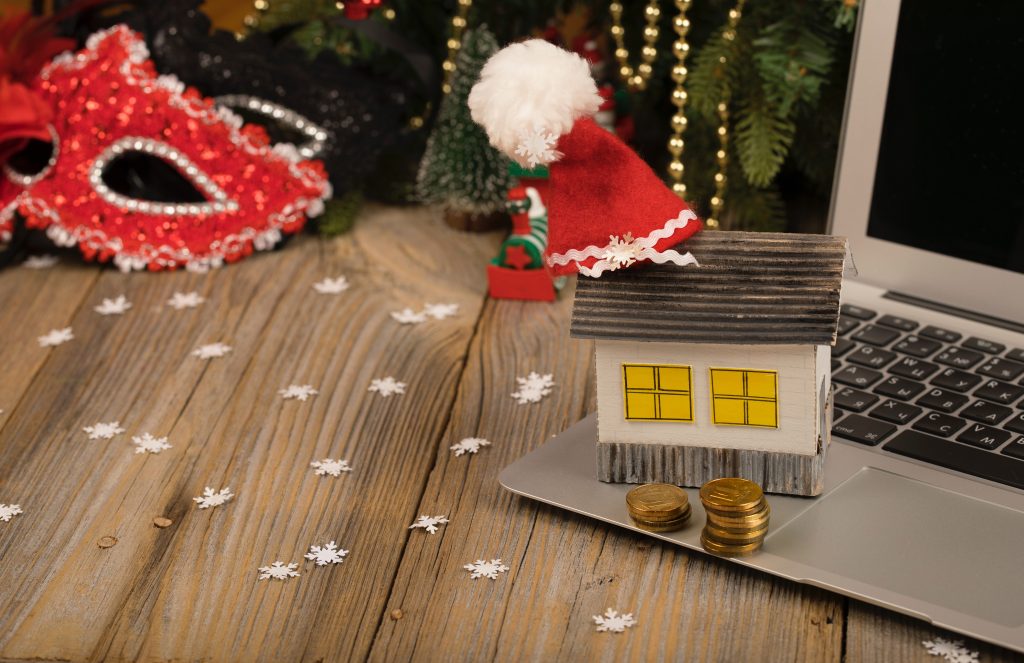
[595,340,824,455]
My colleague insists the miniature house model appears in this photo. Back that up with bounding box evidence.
[570,230,850,496]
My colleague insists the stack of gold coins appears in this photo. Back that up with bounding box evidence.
[625,483,691,532]
[699,478,770,556]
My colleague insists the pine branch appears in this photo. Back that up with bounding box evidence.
[315,190,363,237]
[733,89,795,188]
[752,13,834,117]
[688,23,748,119]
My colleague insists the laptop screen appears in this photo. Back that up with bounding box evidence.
[866,0,1024,275]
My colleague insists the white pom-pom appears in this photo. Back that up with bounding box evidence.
[469,40,601,167]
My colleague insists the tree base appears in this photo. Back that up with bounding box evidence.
[443,208,508,233]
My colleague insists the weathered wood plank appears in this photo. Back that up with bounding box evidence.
[844,600,1020,663]
[366,281,845,663]
[0,206,501,662]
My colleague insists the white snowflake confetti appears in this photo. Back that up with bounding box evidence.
[602,233,642,270]
[923,637,979,663]
[390,308,428,325]
[515,126,558,168]
[279,384,318,401]
[193,487,234,509]
[422,302,459,320]
[310,458,352,477]
[38,327,73,347]
[368,377,406,397]
[131,433,171,455]
[313,276,350,294]
[0,504,23,522]
[83,421,125,440]
[304,540,349,566]
[464,558,509,580]
[511,372,555,404]
[258,561,300,581]
[22,254,58,269]
[167,291,205,309]
[593,608,637,633]
[450,437,491,457]
[192,342,232,359]
[94,295,132,315]
[409,515,449,534]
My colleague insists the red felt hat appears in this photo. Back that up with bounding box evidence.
[468,39,701,277]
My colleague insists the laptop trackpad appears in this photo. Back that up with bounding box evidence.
[767,468,1024,627]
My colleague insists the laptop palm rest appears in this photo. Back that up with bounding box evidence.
[766,467,1023,626]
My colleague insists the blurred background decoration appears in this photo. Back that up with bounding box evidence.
[4,0,858,234]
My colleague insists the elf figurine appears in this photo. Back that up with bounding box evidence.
[486,186,557,301]
[469,39,701,278]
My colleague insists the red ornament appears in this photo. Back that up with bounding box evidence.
[487,264,556,301]
[503,245,532,270]
[343,0,383,20]
[0,27,330,270]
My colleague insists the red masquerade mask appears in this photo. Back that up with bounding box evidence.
[0,26,330,271]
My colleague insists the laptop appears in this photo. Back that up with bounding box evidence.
[499,0,1024,653]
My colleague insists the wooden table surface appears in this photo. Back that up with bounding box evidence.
[0,206,1015,663]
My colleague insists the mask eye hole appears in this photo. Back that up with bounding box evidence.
[89,137,238,216]
[4,125,59,186]
[215,95,327,159]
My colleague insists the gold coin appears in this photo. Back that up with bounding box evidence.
[630,505,691,531]
[705,507,770,530]
[626,483,690,520]
[699,478,764,512]
[700,530,763,556]
[704,501,770,523]
[704,522,769,542]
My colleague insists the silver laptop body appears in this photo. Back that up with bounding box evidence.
[499,0,1024,653]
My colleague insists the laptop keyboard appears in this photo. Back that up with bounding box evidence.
[830,304,1024,490]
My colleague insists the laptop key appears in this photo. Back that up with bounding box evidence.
[932,367,981,392]
[957,423,1011,450]
[834,365,883,389]
[913,412,966,438]
[974,379,1024,406]
[832,337,855,357]
[1007,348,1024,363]
[877,314,918,331]
[836,316,859,335]
[917,387,969,413]
[848,346,898,369]
[833,414,896,446]
[1002,437,1024,461]
[874,375,925,401]
[1006,412,1024,435]
[919,325,962,343]
[961,400,1013,426]
[935,347,984,369]
[890,356,939,380]
[834,387,879,413]
[841,304,876,320]
[884,430,1024,489]
[870,399,922,425]
[963,337,1006,354]
[851,324,900,347]
[976,356,1024,382]
[892,335,942,358]
[831,359,841,371]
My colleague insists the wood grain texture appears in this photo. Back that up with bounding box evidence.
[844,601,1021,663]
[0,204,1018,662]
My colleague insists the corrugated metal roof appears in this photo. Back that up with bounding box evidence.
[570,230,849,345]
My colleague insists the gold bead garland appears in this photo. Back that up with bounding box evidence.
[609,0,661,92]
[441,0,473,95]
[666,0,693,198]
[705,0,746,229]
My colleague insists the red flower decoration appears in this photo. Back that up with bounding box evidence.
[1,26,330,270]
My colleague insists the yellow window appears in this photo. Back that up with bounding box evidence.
[709,368,779,428]
[622,363,694,422]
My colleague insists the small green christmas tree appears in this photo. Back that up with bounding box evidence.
[416,25,512,226]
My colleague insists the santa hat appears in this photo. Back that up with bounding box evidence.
[468,39,700,277]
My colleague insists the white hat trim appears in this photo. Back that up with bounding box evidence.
[546,209,700,277]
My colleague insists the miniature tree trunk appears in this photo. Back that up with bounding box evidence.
[416,26,512,232]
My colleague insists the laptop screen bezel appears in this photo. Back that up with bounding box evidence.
[828,0,1024,324]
